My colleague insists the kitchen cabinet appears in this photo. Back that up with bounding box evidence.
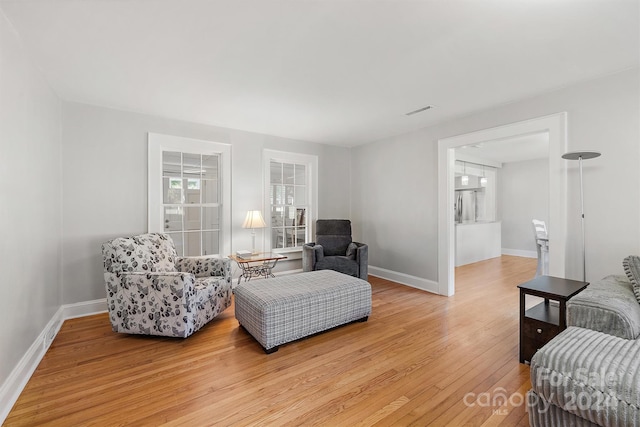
[455,221,501,266]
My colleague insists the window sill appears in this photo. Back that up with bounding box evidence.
[274,247,303,260]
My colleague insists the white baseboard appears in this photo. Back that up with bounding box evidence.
[62,298,107,320]
[0,306,63,423]
[502,248,537,258]
[0,299,107,424]
[368,265,439,294]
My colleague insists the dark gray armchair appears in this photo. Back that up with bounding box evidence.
[302,219,368,280]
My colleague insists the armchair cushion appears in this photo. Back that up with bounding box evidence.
[104,233,177,274]
[316,219,352,256]
[316,256,359,277]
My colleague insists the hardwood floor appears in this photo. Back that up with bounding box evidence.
[5,255,537,426]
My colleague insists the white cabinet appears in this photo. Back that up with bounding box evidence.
[455,221,502,267]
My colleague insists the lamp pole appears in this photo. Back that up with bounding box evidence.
[561,151,601,282]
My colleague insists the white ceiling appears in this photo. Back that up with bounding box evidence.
[1,0,638,146]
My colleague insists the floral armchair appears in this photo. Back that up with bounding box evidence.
[102,233,232,338]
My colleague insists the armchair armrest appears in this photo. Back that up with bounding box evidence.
[354,242,368,280]
[302,243,324,272]
[107,271,196,293]
[176,256,231,279]
[104,271,198,337]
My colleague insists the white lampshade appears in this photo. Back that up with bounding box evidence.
[242,210,266,229]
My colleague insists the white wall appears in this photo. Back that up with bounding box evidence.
[498,158,549,254]
[61,102,351,303]
[351,68,640,285]
[0,11,62,392]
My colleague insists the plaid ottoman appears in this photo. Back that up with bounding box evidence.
[234,269,372,353]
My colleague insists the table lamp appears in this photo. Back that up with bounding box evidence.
[242,210,266,255]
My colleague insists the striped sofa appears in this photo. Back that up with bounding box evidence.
[528,274,640,426]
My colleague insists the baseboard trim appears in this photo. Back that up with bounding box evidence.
[0,305,63,423]
[502,248,537,258]
[62,298,107,320]
[368,265,439,294]
[0,299,107,424]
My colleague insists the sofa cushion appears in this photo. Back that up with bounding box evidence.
[623,255,640,304]
[528,390,600,427]
[567,274,640,340]
[530,326,640,426]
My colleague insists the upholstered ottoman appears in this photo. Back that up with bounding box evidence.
[234,270,372,353]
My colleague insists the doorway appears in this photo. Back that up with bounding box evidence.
[437,113,568,296]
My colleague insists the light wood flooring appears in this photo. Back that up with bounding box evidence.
[5,255,537,426]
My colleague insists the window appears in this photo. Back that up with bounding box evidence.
[264,150,318,253]
[148,134,231,257]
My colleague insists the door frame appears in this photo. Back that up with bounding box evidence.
[437,113,568,296]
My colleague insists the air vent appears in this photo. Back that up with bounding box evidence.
[405,105,435,116]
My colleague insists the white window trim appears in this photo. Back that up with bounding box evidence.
[148,133,232,256]
[263,149,318,255]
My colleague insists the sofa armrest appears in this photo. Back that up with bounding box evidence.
[567,275,640,339]
[354,242,368,280]
[176,256,231,279]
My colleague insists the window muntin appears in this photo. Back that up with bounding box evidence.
[264,151,317,253]
[149,134,231,258]
[160,152,220,256]
[270,161,307,249]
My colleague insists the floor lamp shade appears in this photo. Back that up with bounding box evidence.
[242,210,266,254]
[561,151,601,282]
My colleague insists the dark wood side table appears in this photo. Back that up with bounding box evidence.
[518,276,588,364]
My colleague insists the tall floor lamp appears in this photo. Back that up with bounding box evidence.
[561,151,601,282]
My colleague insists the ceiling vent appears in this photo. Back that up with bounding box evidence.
[405,105,435,116]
